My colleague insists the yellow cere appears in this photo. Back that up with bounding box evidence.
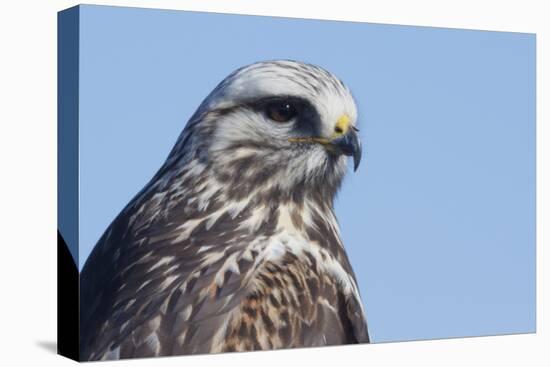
[334,114,351,136]
[287,114,351,146]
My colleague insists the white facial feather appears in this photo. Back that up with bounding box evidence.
[204,60,358,136]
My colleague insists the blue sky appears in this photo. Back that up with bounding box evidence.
[76,5,535,343]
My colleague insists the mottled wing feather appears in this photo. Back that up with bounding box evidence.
[81,214,368,360]
[80,200,273,360]
[81,155,368,360]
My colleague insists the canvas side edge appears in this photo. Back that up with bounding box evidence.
[57,5,80,362]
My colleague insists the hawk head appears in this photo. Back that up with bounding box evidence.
[169,60,361,203]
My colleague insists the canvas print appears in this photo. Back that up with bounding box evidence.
[57,4,536,362]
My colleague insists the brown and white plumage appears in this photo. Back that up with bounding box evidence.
[80,60,369,360]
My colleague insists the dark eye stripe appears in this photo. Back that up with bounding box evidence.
[206,96,321,136]
[241,96,321,135]
[206,96,308,117]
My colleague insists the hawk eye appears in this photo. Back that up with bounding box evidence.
[265,101,298,123]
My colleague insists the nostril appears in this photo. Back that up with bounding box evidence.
[334,127,343,134]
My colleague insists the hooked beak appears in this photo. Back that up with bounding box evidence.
[330,128,362,171]
[287,114,362,171]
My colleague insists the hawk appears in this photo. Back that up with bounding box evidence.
[80,60,369,360]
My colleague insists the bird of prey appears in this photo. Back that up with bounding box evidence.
[80,60,369,360]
